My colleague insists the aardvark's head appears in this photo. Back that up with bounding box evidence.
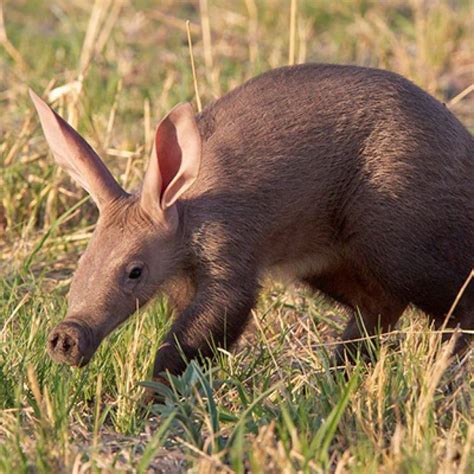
[30,90,201,367]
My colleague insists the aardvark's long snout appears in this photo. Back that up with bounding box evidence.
[48,320,97,367]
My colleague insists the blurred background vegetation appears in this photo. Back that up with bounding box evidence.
[0,1,473,472]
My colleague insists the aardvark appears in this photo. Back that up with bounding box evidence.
[31,64,473,383]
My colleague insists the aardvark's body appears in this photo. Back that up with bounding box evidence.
[31,64,473,380]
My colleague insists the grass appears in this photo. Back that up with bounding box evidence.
[0,0,473,472]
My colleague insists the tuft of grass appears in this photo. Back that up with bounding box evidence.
[1,0,473,471]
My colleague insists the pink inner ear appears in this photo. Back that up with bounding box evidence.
[155,124,182,200]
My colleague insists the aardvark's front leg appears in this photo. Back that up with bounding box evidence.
[153,274,259,378]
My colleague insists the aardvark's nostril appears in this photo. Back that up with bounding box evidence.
[49,334,59,351]
[62,334,73,352]
[48,330,78,356]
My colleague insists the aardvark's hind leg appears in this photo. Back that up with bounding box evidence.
[435,277,474,358]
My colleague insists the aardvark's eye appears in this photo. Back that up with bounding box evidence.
[128,267,142,280]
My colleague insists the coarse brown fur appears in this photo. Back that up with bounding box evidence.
[31,64,473,385]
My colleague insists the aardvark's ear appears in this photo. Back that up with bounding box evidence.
[140,102,201,222]
[29,89,126,209]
